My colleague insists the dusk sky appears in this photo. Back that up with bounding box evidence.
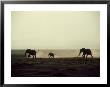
[11,11,100,49]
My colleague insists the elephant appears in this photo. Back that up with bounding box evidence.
[25,49,36,58]
[77,48,93,58]
[48,52,54,58]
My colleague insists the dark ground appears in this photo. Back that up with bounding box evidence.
[11,55,100,77]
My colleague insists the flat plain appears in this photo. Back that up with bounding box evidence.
[11,54,100,77]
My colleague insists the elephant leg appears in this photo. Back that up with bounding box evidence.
[28,54,30,58]
[82,54,85,58]
[82,55,84,57]
[26,53,28,58]
[33,55,35,58]
[83,55,85,58]
[86,55,88,58]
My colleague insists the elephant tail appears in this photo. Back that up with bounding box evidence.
[91,51,93,56]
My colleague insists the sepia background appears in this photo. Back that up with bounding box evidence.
[11,11,100,58]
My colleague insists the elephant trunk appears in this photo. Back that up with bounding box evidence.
[25,52,27,56]
[77,51,81,57]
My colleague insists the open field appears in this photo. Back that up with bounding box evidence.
[11,55,100,77]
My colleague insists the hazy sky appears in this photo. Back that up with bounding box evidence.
[11,11,100,49]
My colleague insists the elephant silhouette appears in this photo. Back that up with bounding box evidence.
[77,48,93,58]
[48,52,54,58]
[25,49,36,58]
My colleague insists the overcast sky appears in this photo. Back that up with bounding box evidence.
[11,11,100,49]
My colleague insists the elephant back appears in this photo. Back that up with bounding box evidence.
[85,49,92,54]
